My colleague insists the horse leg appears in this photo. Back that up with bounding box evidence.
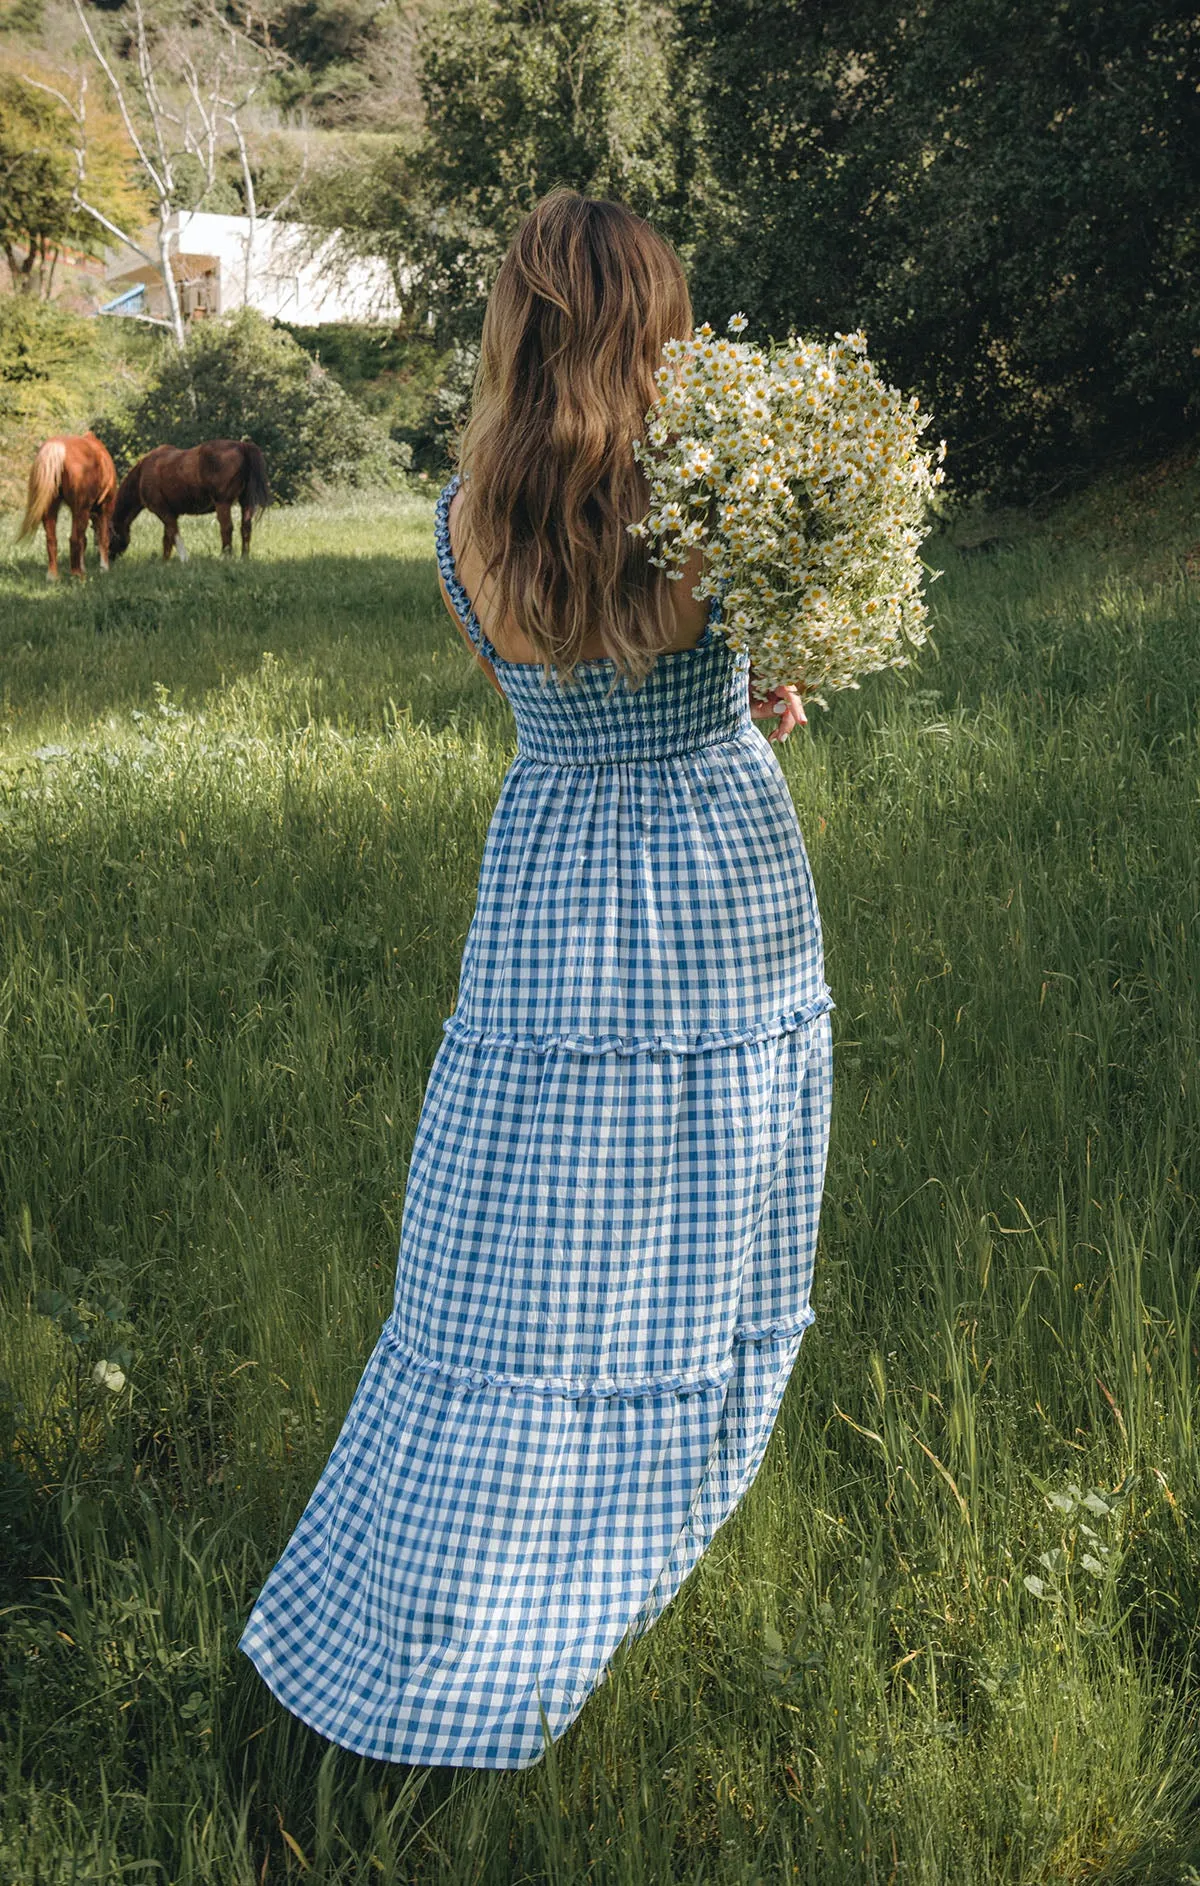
[69,506,89,580]
[163,518,189,563]
[94,508,111,573]
[215,502,234,556]
[43,501,60,581]
[240,505,253,558]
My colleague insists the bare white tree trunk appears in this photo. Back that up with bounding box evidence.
[228,113,308,311]
[233,117,258,308]
[154,206,186,345]
[66,0,288,344]
[69,0,187,344]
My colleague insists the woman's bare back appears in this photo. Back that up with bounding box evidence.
[447,486,709,666]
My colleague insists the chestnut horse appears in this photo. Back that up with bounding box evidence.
[111,439,271,562]
[19,432,117,579]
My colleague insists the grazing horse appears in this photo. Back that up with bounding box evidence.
[19,433,117,580]
[111,439,271,563]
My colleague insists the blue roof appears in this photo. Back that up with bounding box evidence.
[98,285,146,315]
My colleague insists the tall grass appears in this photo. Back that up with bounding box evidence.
[1,477,1198,1883]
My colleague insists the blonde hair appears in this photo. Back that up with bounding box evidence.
[457,189,693,683]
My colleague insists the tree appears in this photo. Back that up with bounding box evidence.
[0,56,145,298]
[0,76,75,295]
[96,307,407,498]
[65,0,301,343]
[270,0,426,130]
[321,0,682,341]
[678,0,1200,492]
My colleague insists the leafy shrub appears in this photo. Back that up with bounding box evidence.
[97,310,408,501]
[0,298,99,426]
[0,298,155,511]
[280,321,455,473]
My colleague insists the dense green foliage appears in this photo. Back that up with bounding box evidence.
[0,296,102,417]
[323,0,681,341]
[280,320,453,471]
[268,0,422,126]
[96,310,409,500]
[315,0,1197,493]
[419,0,676,250]
[680,0,1200,492]
[0,296,156,508]
[1,470,1199,1879]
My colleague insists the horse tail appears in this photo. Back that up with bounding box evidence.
[19,439,67,538]
[240,440,272,515]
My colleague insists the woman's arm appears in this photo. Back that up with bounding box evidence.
[679,543,804,741]
[437,571,506,698]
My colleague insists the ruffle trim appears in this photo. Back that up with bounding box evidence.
[442,991,833,1059]
[379,1310,814,1400]
[434,475,492,659]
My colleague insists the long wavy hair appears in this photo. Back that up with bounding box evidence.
[456,190,693,683]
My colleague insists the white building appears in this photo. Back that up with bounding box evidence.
[101,210,403,327]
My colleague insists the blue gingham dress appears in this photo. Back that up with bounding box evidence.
[239,476,834,1769]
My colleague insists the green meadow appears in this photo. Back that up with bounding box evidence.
[1,474,1198,1883]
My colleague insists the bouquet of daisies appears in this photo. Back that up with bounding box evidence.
[631,319,945,702]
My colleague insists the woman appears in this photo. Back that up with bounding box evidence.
[240,190,833,1770]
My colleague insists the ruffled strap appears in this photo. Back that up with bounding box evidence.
[434,474,494,658]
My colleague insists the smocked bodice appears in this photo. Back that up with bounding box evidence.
[432,476,831,1052]
[434,475,752,765]
[496,635,752,764]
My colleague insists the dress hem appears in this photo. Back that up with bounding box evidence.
[237,1312,816,1771]
[237,1638,558,1771]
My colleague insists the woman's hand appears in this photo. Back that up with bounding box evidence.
[749,680,808,742]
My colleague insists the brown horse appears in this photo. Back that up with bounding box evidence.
[111,439,271,562]
[19,432,118,579]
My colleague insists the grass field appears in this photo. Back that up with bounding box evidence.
[1,472,1199,1884]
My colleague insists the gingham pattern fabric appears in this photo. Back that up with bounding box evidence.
[238,478,834,1768]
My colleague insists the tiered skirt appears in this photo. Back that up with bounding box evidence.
[239,1005,832,1769]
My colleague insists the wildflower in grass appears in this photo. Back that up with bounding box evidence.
[632,318,946,701]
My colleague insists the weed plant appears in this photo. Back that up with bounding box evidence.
[0,477,1198,1882]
